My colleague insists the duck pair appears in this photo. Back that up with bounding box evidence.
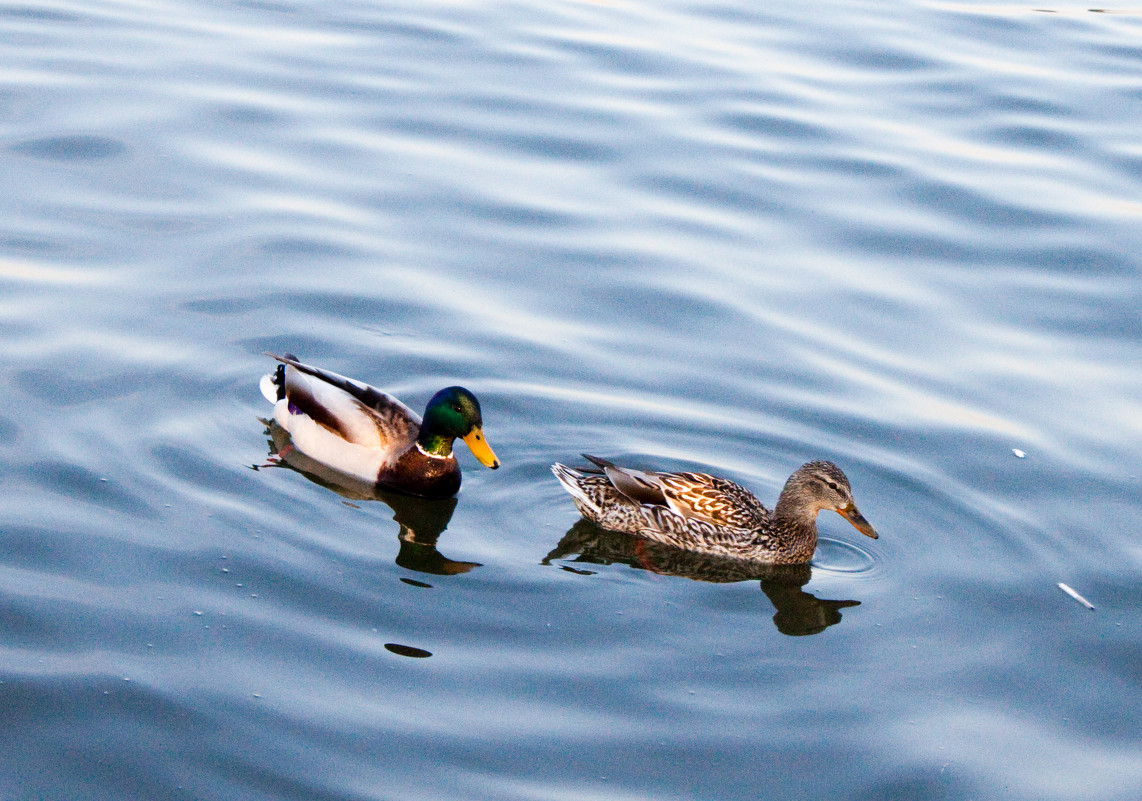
[261,354,878,565]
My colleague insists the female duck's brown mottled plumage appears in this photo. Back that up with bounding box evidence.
[551,455,877,564]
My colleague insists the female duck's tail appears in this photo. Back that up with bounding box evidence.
[551,463,600,514]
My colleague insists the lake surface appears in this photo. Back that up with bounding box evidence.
[2,1,1141,799]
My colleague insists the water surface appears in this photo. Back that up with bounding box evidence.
[2,1,1141,799]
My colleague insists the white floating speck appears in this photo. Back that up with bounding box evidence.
[1057,582,1094,610]
[1012,449,1026,458]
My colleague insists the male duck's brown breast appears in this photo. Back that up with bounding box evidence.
[382,449,461,499]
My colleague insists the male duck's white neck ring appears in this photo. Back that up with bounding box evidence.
[415,442,451,460]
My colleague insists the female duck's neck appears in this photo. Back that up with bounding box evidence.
[773,496,820,541]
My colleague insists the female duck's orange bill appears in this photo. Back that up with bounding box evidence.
[462,427,500,469]
[838,503,877,539]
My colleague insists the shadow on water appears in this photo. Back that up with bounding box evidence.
[254,420,481,578]
[544,519,861,636]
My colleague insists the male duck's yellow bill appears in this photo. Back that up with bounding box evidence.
[462,427,500,469]
[838,503,878,539]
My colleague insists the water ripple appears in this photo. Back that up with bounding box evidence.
[1,0,1141,799]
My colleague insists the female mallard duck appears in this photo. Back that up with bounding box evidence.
[551,455,876,564]
[260,353,498,498]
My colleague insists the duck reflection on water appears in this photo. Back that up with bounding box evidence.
[257,420,480,577]
[544,519,861,636]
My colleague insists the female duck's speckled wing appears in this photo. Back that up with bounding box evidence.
[583,454,768,529]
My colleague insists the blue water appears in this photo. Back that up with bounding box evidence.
[2,1,1142,799]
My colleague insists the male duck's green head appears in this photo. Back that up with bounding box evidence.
[418,386,499,469]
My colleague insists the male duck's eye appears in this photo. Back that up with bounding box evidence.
[452,404,463,413]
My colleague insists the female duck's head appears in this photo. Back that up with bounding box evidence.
[418,386,499,468]
[777,460,877,539]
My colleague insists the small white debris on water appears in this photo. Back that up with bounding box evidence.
[1012,449,1026,458]
[1057,582,1095,610]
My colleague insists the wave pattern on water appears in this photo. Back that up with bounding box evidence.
[1,1,1141,800]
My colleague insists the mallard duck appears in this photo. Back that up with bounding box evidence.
[260,353,498,498]
[551,455,876,564]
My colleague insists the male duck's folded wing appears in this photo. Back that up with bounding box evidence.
[266,353,419,449]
